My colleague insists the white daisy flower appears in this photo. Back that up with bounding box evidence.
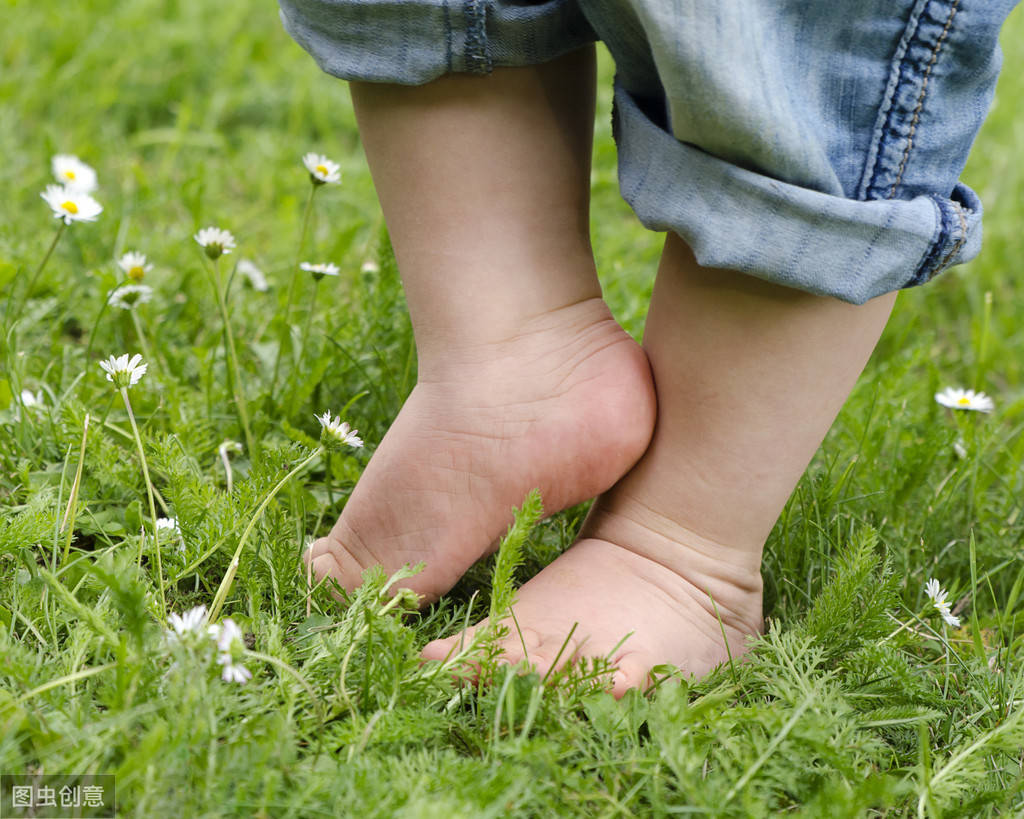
[935,387,994,413]
[300,261,340,281]
[167,605,208,638]
[207,617,251,681]
[236,258,269,292]
[217,655,253,684]
[924,578,961,628]
[315,410,363,452]
[208,617,244,653]
[107,284,154,311]
[20,389,44,408]
[118,251,152,282]
[194,226,236,260]
[360,260,380,274]
[302,152,341,185]
[51,154,98,192]
[99,353,147,389]
[40,184,102,225]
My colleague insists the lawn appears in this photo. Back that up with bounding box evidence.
[2,1,1023,815]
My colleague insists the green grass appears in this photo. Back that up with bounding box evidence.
[2,1,1024,815]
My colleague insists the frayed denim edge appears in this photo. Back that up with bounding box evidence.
[908,195,953,286]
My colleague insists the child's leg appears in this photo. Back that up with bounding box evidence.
[308,47,656,601]
[423,234,896,694]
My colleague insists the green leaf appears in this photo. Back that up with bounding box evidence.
[489,489,544,623]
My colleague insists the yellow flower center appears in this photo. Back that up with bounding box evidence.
[128,266,145,281]
[62,200,79,214]
[957,397,971,406]
[315,164,328,176]
[65,170,76,180]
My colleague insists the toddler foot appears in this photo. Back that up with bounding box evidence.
[420,497,764,696]
[307,298,656,602]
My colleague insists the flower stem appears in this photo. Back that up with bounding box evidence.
[207,447,322,623]
[5,223,65,325]
[219,443,236,494]
[289,280,320,416]
[973,290,993,388]
[60,413,90,566]
[130,309,154,364]
[269,184,316,401]
[300,278,320,360]
[28,222,65,296]
[121,388,166,617]
[84,275,128,365]
[211,257,257,459]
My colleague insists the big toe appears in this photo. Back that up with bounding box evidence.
[421,621,489,665]
[306,536,365,593]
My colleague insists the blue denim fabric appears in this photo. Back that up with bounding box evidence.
[279,0,1019,303]
[278,0,597,82]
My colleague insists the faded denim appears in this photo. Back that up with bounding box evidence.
[279,0,1019,303]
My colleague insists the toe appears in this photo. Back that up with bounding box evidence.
[310,551,366,601]
[497,624,542,659]
[306,535,374,594]
[610,653,654,699]
[501,627,582,679]
[421,621,486,664]
[420,634,461,663]
[305,536,331,563]
[309,552,344,588]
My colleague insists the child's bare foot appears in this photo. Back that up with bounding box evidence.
[420,494,764,696]
[421,237,895,696]
[307,298,656,602]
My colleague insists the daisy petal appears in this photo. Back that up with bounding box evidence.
[41,184,102,225]
[301,152,341,185]
[51,154,98,193]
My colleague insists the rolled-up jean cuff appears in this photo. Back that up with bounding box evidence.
[614,83,982,305]
[279,0,597,85]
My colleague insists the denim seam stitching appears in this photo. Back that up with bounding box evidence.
[860,0,929,202]
[886,0,962,199]
[935,200,968,271]
[850,205,900,299]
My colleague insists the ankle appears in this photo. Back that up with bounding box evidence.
[582,500,765,632]
[413,296,627,383]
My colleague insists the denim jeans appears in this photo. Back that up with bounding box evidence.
[279,0,1019,303]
